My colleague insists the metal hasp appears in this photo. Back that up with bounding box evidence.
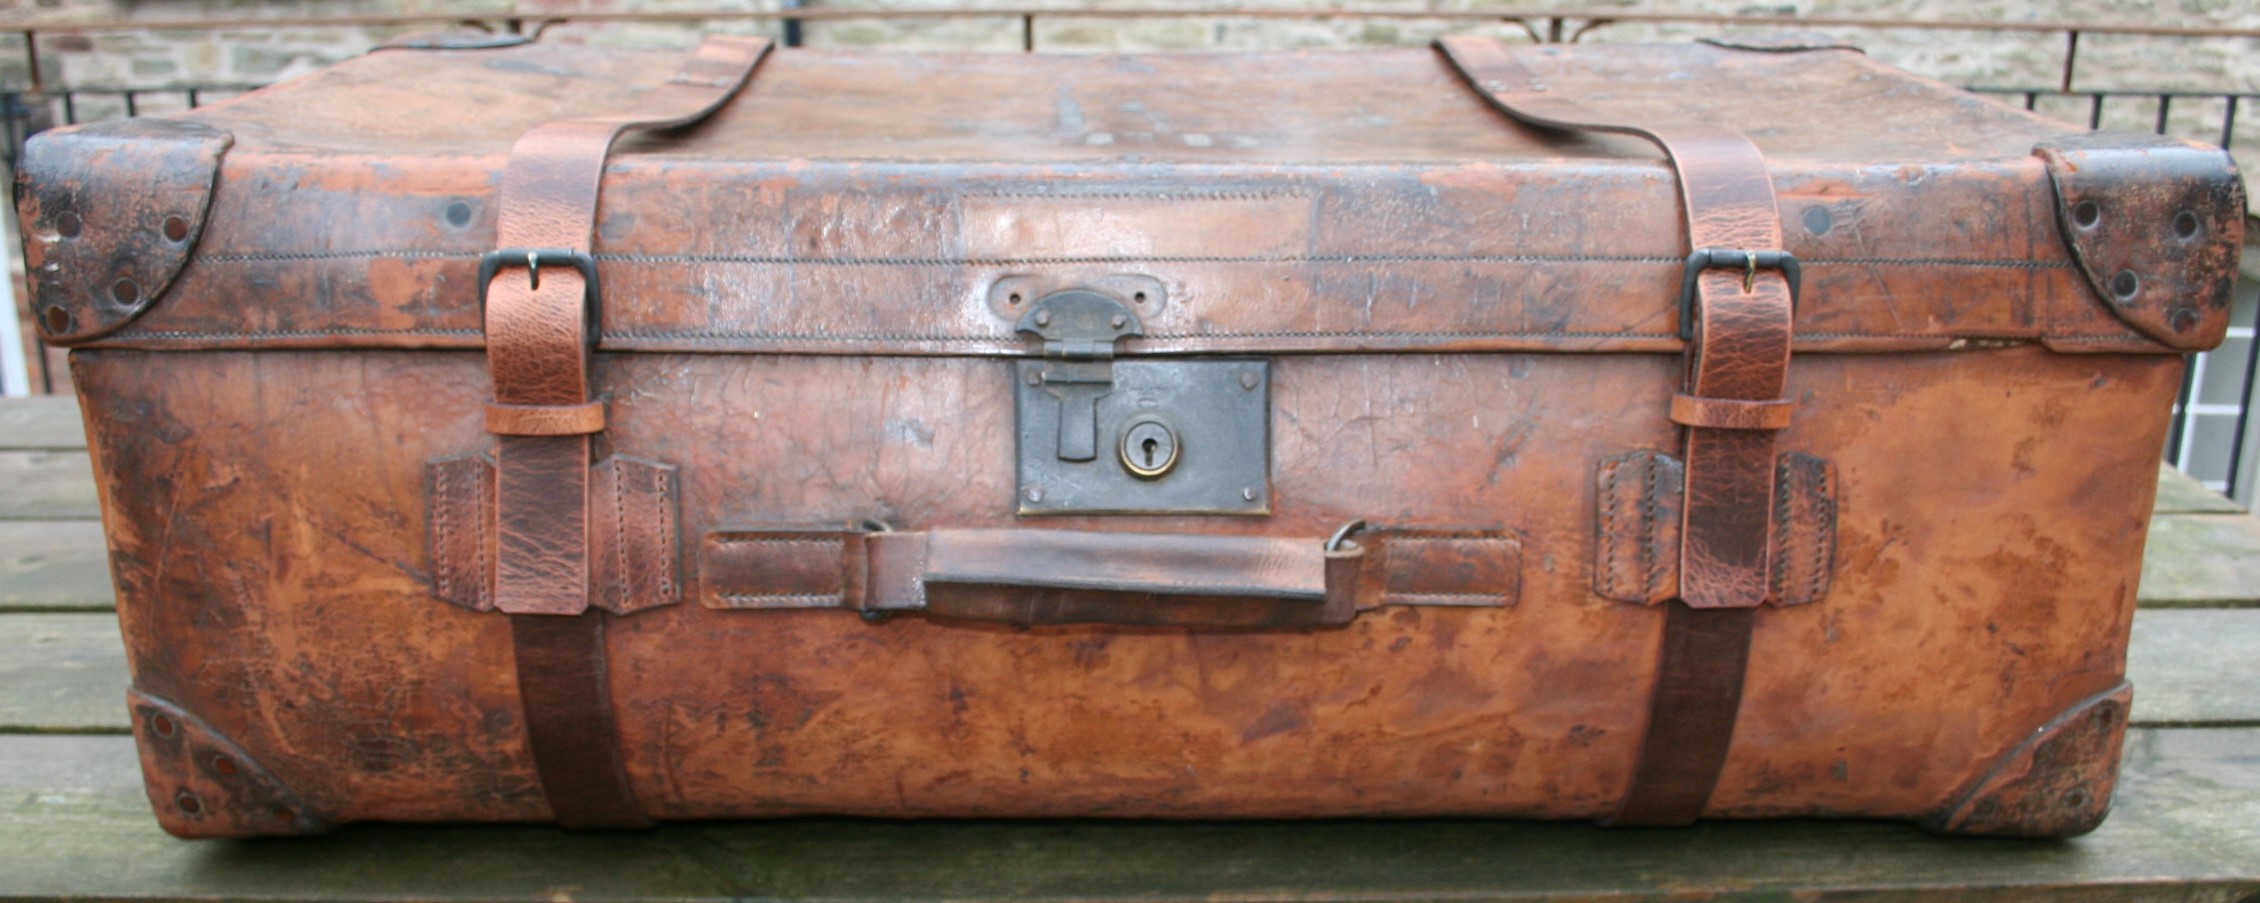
[1012,288,1271,516]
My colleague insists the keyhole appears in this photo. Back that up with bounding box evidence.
[1119,419,1179,479]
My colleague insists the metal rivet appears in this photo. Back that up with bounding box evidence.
[2060,785,2091,811]
[211,754,238,778]
[1242,487,1257,501]
[161,215,190,243]
[1024,369,1042,386]
[53,210,81,238]
[1033,309,1051,328]
[1007,292,1023,306]
[111,278,141,305]
[444,200,474,228]
[2072,200,2101,229]
[1800,206,1833,236]
[1239,371,1260,390]
[2110,270,2140,300]
[1024,486,1044,503]
[151,714,177,737]
[2172,210,2201,240]
[41,305,71,333]
[2170,307,2200,332]
[175,790,202,814]
[1109,314,1127,329]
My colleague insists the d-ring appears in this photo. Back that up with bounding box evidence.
[1325,519,1369,552]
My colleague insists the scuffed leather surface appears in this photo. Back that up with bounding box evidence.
[76,348,2173,831]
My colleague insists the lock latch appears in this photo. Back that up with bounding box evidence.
[1009,287,1270,517]
[1017,290,1142,462]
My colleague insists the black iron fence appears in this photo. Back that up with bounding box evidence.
[0,9,2254,499]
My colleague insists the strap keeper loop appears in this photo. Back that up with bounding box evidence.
[487,400,607,436]
[1670,394,1793,431]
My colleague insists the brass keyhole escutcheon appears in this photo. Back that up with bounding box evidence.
[1119,419,1180,479]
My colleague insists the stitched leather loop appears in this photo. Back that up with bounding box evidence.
[487,400,607,436]
[1670,394,1792,430]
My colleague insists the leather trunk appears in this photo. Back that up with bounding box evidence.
[19,36,2245,839]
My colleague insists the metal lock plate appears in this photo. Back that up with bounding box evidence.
[1014,358,1271,516]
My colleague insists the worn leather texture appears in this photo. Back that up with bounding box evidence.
[39,39,2214,838]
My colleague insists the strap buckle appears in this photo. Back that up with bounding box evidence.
[478,246,602,308]
[1677,248,1801,341]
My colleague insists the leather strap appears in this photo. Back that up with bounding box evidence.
[1438,37,1795,826]
[483,35,771,829]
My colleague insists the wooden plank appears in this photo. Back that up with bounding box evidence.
[0,520,114,611]
[0,613,127,733]
[0,730,2251,902]
[2153,463,2246,514]
[0,396,84,451]
[0,451,99,521]
[2127,609,2260,727]
[2140,513,2260,609]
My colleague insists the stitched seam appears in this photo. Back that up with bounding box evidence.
[710,536,843,546]
[1808,461,1834,602]
[1804,256,2071,270]
[1639,455,1662,600]
[1600,459,1623,600]
[433,465,457,603]
[197,250,476,263]
[113,326,2156,344]
[1773,457,1793,601]
[611,462,631,612]
[473,464,491,610]
[131,327,484,340]
[1387,592,1511,601]
[1388,536,1509,545]
[653,467,676,604]
[594,253,1686,266]
[187,249,2068,269]
[718,593,843,604]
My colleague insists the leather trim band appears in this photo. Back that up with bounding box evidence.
[1670,394,1793,430]
[481,35,771,830]
[1439,37,1795,827]
[487,400,607,436]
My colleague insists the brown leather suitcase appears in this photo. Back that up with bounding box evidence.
[20,33,2244,839]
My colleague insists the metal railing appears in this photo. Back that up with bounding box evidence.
[0,7,2255,499]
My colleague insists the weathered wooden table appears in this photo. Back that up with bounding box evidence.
[2,394,2255,901]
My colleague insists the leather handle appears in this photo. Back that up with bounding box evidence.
[699,524,1523,629]
[913,528,1361,629]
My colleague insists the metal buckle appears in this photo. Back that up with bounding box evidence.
[477,248,601,305]
[1677,248,1801,341]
